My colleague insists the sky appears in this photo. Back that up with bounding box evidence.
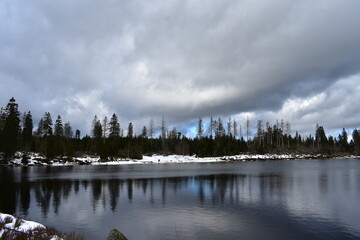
[1,0,360,138]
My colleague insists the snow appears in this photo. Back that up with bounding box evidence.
[5,152,358,167]
[0,213,65,239]
[0,213,46,237]
[50,236,63,240]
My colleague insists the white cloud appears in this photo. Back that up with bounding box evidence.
[0,0,360,135]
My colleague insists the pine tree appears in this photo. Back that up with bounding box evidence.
[75,129,81,139]
[109,114,120,138]
[141,126,147,138]
[91,115,99,138]
[127,122,134,138]
[0,107,6,131]
[3,97,21,159]
[22,111,33,150]
[54,115,64,136]
[169,127,178,139]
[35,118,44,137]
[43,112,53,136]
[352,129,360,154]
[91,115,103,139]
[0,107,7,152]
[340,128,348,152]
[315,125,327,151]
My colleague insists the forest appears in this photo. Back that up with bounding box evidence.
[1,97,360,162]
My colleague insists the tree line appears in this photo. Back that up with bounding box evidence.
[0,97,359,162]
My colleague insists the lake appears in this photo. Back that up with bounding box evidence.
[1,158,360,239]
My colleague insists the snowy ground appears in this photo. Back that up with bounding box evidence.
[4,152,358,167]
[0,213,61,240]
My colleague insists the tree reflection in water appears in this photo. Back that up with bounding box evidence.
[0,170,295,216]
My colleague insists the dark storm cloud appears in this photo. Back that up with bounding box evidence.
[1,0,360,134]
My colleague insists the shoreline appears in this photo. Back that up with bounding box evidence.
[1,152,359,167]
[0,212,79,240]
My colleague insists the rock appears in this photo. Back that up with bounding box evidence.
[106,229,128,240]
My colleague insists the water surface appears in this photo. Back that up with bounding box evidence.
[1,158,360,239]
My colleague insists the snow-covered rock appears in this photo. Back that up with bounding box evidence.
[0,213,63,239]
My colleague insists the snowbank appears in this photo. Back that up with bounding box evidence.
[4,152,358,167]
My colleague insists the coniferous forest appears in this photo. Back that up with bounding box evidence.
[1,97,360,162]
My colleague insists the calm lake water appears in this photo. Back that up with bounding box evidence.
[1,158,360,239]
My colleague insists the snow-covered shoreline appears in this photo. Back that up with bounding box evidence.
[0,213,62,240]
[2,152,359,167]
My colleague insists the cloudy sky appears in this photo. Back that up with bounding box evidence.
[1,0,360,137]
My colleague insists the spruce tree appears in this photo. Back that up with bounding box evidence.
[0,107,6,131]
[35,118,44,137]
[352,129,360,154]
[94,122,103,139]
[127,122,134,138]
[22,111,33,151]
[141,126,147,138]
[109,114,120,138]
[340,128,348,152]
[3,97,21,159]
[54,115,64,136]
[0,107,7,152]
[75,129,81,139]
[42,112,53,136]
[91,115,99,138]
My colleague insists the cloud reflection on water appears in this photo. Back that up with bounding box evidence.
[0,160,360,239]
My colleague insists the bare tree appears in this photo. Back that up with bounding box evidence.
[161,117,166,139]
[285,121,291,148]
[208,116,214,138]
[161,117,167,153]
[256,120,263,146]
[216,117,225,137]
[239,124,242,139]
[64,122,73,138]
[246,115,251,144]
[266,121,271,146]
[233,119,238,139]
[102,116,109,139]
[149,118,154,139]
[197,117,204,139]
[227,117,232,137]
[280,119,285,148]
